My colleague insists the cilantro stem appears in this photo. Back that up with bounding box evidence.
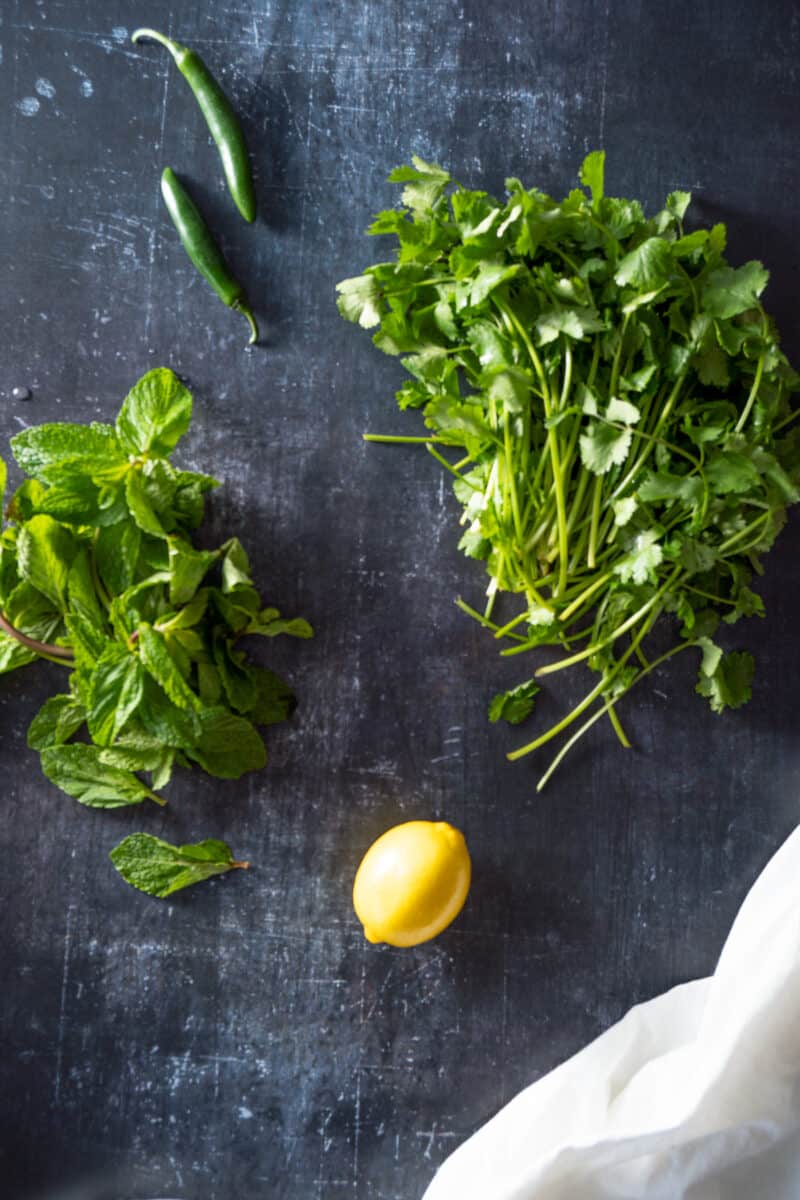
[587,476,603,567]
[508,607,659,759]
[535,566,680,677]
[0,611,75,664]
[734,349,766,434]
[494,296,570,593]
[536,641,692,789]
[425,443,481,489]
[558,571,613,623]
[493,609,530,639]
[607,702,631,748]
[455,597,528,641]
[363,434,447,444]
[717,510,772,554]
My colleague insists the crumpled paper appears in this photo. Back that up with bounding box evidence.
[423,824,800,1200]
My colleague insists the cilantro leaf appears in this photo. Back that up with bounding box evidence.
[488,679,540,724]
[579,150,605,207]
[614,237,672,290]
[336,274,383,328]
[695,650,755,713]
[110,833,247,898]
[701,262,769,319]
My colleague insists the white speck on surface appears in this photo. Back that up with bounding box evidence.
[35,78,56,99]
[111,26,128,42]
[80,78,93,97]
[16,97,40,116]
[238,1106,254,1120]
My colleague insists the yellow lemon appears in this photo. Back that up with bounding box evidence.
[353,820,471,947]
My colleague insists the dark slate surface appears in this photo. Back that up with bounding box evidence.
[1,2,800,1198]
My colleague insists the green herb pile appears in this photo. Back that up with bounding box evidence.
[0,368,311,893]
[338,152,800,787]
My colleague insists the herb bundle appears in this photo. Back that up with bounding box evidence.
[0,368,311,892]
[338,153,800,786]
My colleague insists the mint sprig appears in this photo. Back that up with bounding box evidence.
[0,367,312,894]
[339,152,800,787]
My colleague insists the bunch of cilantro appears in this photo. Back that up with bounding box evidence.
[338,152,800,788]
[0,368,311,894]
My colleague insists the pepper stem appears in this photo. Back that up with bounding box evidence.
[130,28,185,62]
[235,303,259,345]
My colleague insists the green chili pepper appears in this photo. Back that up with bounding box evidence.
[132,28,256,224]
[161,167,258,344]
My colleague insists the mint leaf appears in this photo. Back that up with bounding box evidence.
[11,423,126,482]
[27,694,86,750]
[110,833,248,898]
[488,679,539,724]
[17,514,77,611]
[185,708,267,779]
[40,744,161,808]
[86,645,145,747]
[249,668,296,726]
[125,469,166,537]
[137,622,201,712]
[116,367,192,458]
[168,537,218,605]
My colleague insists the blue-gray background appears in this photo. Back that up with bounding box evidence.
[1,2,799,1197]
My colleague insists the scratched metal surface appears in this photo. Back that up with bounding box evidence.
[1,1,800,1197]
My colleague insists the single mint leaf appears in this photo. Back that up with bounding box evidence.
[249,668,296,726]
[27,694,86,750]
[168,537,218,605]
[137,622,201,712]
[65,611,109,672]
[67,548,106,627]
[16,514,77,611]
[701,262,769,319]
[614,237,673,290]
[87,645,145,747]
[246,615,314,639]
[125,469,166,538]
[0,633,38,674]
[116,367,192,458]
[40,743,160,808]
[488,679,539,725]
[695,649,755,713]
[95,520,142,594]
[221,538,253,593]
[212,635,257,713]
[110,832,248,899]
[579,150,605,207]
[11,423,126,483]
[336,274,383,328]
[185,708,267,779]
